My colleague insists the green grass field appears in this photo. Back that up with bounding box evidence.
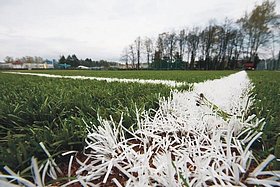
[247,71,280,158]
[0,73,172,171]
[0,70,279,176]
[0,70,234,172]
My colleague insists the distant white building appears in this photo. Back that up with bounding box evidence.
[140,63,149,69]
[77,65,90,69]
[0,60,54,69]
[44,59,54,69]
[0,62,12,69]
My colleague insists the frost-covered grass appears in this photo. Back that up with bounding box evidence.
[1,71,279,186]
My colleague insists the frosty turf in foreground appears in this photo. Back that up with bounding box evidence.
[1,71,279,186]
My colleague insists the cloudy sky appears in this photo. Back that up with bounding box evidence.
[0,0,279,61]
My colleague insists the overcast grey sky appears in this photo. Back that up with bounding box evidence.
[0,0,279,61]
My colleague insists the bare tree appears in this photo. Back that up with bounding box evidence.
[156,33,168,58]
[216,18,235,69]
[21,56,34,63]
[128,44,136,69]
[4,56,14,63]
[34,56,44,64]
[121,47,130,69]
[155,32,177,69]
[200,21,217,69]
[135,36,141,69]
[239,0,279,64]
[177,29,188,62]
[187,27,200,70]
[143,37,154,68]
[166,32,177,64]
[231,25,245,69]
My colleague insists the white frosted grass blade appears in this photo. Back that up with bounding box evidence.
[0,175,36,187]
[246,178,280,187]
[3,166,18,177]
[76,177,88,187]
[250,155,276,177]
[39,142,63,176]
[102,160,114,183]
[62,151,78,156]
[39,142,51,158]
[114,163,136,181]
[0,180,21,187]
[243,132,263,157]
[125,178,132,187]
[68,155,74,181]
[3,166,21,184]
[0,172,8,182]
[31,157,43,187]
[48,167,57,180]
[42,160,50,186]
[112,178,123,187]
[258,171,280,177]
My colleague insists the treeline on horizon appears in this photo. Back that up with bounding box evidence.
[58,54,118,68]
[121,0,280,70]
[2,55,119,69]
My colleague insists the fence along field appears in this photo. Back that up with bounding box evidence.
[0,70,279,186]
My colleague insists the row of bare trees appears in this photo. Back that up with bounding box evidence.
[121,0,279,70]
[121,36,154,69]
[4,56,44,64]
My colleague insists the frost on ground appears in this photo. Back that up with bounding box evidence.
[1,71,280,187]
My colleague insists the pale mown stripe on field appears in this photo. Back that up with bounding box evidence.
[3,72,187,87]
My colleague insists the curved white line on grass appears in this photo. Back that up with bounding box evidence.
[75,71,279,186]
[1,71,279,186]
[2,72,187,87]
